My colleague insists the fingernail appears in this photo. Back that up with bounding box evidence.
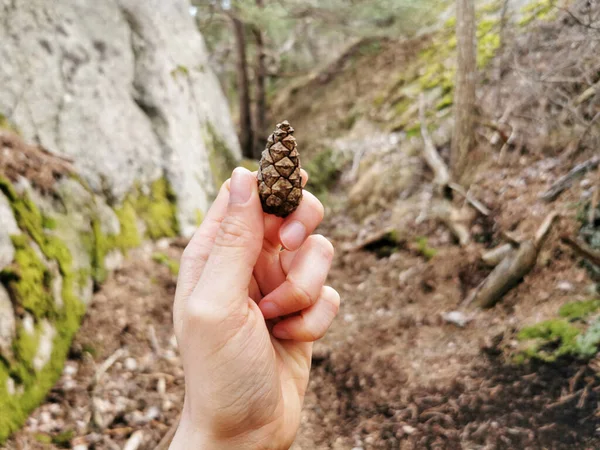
[280,221,307,250]
[229,168,253,204]
[259,301,280,319]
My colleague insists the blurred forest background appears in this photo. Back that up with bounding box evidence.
[1,0,600,449]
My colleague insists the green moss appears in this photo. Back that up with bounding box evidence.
[42,215,57,230]
[134,178,179,240]
[2,236,54,319]
[435,93,454,110]
[152,252,180,276]
[0,113,20,134]
[0,176,85,444]
[559,299,600,320]
[304,148,346,199]
[415,236,437,260]
[517,319,582,362]
[52,429,75,447]
[170,64,190,79]
[33,433,52,444]
[0,176,102,441]
[205,122,238,189]
[113,202,141,249]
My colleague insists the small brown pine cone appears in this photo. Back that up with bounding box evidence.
[257,120,302,217]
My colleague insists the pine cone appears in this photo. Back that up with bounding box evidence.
[257,120,302,217]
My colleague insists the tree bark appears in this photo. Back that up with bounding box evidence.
[451,0,477,183]
[231,14,254,159]
[252,0,267,159]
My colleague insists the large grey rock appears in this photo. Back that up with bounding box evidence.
[0,0,241,238]
[0,191,19,271]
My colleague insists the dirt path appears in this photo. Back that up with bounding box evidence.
[6,198,600,449]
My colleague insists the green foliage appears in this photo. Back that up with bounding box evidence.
[415,236,437,260]
[518,0,557,26]
[152,252,180,276]
[559,299,600,320]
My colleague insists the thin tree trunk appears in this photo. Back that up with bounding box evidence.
[252,0,267,159]
[451,0,477,183]
[231,14,254,159]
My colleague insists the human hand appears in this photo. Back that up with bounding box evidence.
[170,167,339,450]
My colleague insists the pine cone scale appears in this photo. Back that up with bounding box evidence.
[258,120,302,217]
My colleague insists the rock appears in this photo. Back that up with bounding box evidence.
[441,311,472,328]
[0,192,19,271]
[0,0,240,238]
[33,320,56,372]
[0,285,16,358]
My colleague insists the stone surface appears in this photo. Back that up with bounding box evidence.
[0,192,19,271]
[0,0,240,238]
[0,284,16,358]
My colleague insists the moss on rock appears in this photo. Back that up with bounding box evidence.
[0,177,85,443]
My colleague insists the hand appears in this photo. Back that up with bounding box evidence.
[170,167,339,450]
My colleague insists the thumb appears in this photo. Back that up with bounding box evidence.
[195,167,264,308]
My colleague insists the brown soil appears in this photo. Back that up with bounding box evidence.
[0,131,74,195]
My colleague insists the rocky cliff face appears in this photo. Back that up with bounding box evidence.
[0,0,240,440]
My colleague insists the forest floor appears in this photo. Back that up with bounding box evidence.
[6,5,600,448]
[6,151,600,449]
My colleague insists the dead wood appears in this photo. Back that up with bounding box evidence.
[481,243,514,266]
[540,155,600,202]
[561,234,600,266]
[471,213,558,308]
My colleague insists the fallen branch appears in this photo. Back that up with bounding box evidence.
[561,234,600,266]
[540,155,600,202]
[470,213,558,308]
[448,182,491,216]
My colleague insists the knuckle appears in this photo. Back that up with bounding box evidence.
[287,281,315,309]
[216,215,255,249]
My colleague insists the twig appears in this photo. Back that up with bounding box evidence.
[448,182,491,216]
[534,212,559,248]
[419,94,451,186]
[123,430,144,450]
[540,155,600,202]
[90,348,126,388]
[561,235,600,266]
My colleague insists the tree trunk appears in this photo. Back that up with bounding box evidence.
[451,0,477,183]
[252,0,267,159]
[231,15,254,159]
